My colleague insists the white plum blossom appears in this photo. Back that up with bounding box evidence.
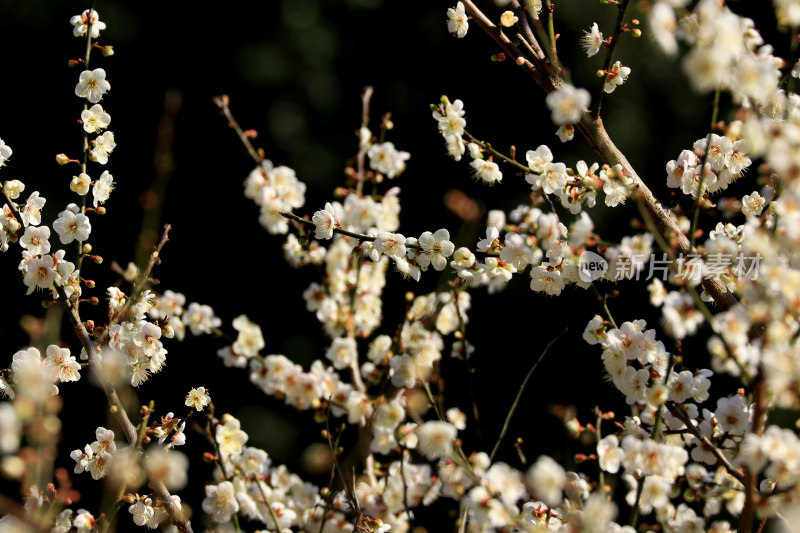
[19,225,51,255]
[742,191,766,217]
[312,202,337,240]
[186,386,211,411]
[81,104,110,133]
[75,68,110,103]
[92,170,115,207]
[582,22,604,57]
[90,131,116,164]
[22,254,60,295]
[21,191,46,227]
[0,138,12,167]
[526,145,553,173]
[326,336,358,370]
[470,158,502,184]
[447,2,469,38]
[415,421,457,460]
[70,9,106,38]
[53,206,91,244]
[202,480,239,524]
[368,142,410,178]
[418,229,455,271]
[603,61,631,93]
[70,173,91,195]
[545,84,590,125]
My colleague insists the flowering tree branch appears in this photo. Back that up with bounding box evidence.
[460,0,741,315]
[665,402,745,486]
[54,240,193,533]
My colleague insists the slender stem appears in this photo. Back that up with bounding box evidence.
[253,478,282,533]
[594,409,605,491]
[212,96,264,165]
[510,0,546,61]
[544,0,559,71]
[689,88,721,250]
[464,130,530,172]
[590,284,618,329]
[355,86,373,197]
[628,474,646,528]
[489,329,566,461]
[104,224,172,330]
[75,5,96,282]
[592,0,631,119]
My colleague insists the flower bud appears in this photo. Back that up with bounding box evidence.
[596,69,606,78]
[515,56,525,65]
[203,452,217,463]
[56,154,71,165]
[491,53,507,62]
[88,297,99,305]
[82,243,92,254]
[91,254,103,264]
[84,279,96,289]
[96,206,106,215]
[101,45,114,57]
[500,11,518,27]
[67,59,82,68]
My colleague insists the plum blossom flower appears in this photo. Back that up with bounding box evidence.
[368,142,410,178]
[0,138,12,167]
[545,84,590,125]
[22,254,60,295]
[129,496,155,527]
[312,202,337,240]
[526,145,553,174]
[202,481,239,523]
[186,386,211,411]
[19,225,51,255]
[582,22,604,57]
[70,9,106,38]
[75,68,110,103]
[418,229,455,271]
[470,158,502,184]
[326,337,357,370]
[53,206,91,244]
[21,191,46,227]
[44,345,81,383]
[415,421,457,460]
[70,173,91,195]
[603,61,631,93]
[500,11,518,27]
[81,104,110,133]
[92,170,115,207]
[742,191,766,217]
[447,2,469,38]
[90,131,116,164]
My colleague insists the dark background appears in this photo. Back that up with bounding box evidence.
[0,0,781,530]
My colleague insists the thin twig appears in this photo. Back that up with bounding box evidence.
[490,328,566,461]
[592,0,631,119]
[666,403,745,486]
[213,95,263,165]
[356,86,373,197]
